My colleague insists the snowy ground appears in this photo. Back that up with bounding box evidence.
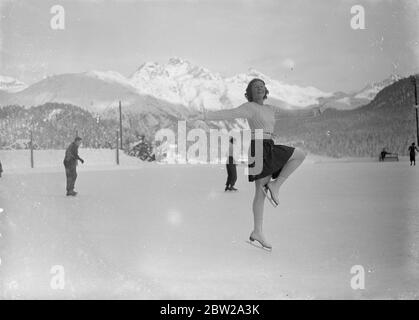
[0,150,418,299]
[0,149,144,171]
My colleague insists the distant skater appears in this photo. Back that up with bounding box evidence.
[380,148,391,161]
[63,137,84,196]
[193,78,323,250]
[408,142,419,166]
[0,160,3,178]
[225,137,238,191]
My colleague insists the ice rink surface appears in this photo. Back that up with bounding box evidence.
[0,152,418,299]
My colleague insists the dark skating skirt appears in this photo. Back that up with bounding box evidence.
[248,139,295,182]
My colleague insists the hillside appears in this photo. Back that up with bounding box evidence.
[0,103,196,150]
[275,76,418,157]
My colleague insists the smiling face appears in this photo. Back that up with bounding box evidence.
[251,80,266,101]
[245,78,268,103]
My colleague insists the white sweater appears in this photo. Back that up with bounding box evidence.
[205,102,316,134]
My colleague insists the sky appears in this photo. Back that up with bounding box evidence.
[0,0,418,92]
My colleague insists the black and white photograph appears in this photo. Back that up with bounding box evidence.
[0,0,418,302]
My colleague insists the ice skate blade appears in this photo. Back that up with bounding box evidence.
[261,185,278,208]
[248,237,272,251]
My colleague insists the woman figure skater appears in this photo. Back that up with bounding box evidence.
[193,78,323,250]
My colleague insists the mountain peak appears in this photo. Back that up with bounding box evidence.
[133,61,160,73]
[355,74,403,100]
[168,57,188,66]
[388,74,402,81]
[0,75,28,93]
[134,57,191,72]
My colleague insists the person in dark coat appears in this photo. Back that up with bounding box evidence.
[408,142,419,166]
[0,160,3,178]
[225,137,238,191]
[380,148,391,161]
[63,137,84,196]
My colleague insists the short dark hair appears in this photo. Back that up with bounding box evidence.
[245,78,269,102]
[75,137,82,142]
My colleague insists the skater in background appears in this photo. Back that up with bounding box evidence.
[225,137,238,191]
[0,159,3,178]
[408,142,419,166]
[63,137,84,196]
[380,148,392,161]
[192,78,323,250]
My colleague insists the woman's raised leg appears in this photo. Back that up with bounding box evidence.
[268,148,306,203]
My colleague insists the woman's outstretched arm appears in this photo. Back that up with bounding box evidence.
[201,102,254,121]
[274,106,324,119]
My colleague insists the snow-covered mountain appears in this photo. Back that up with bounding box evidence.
[0,75,27,93]
[224,68,333,109]
[129,58,400,111]
[0,58,404,115]
[2,72,140,111]
[354,74,403,100]
[0,72,190,119]
[84,70,135,89]
[129,57,332,111]
[315,74,403,110]
[130,58,228,111]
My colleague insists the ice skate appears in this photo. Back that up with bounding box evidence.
[249,231,272,250]
[261,184,279,207]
